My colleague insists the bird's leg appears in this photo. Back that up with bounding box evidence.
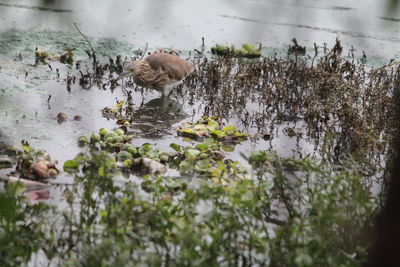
[138,87,145,110]
[161,86,173,97]
[160,96,172,114]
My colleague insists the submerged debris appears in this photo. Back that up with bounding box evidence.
[56,112,68,123]
[14,141,59,181]
[141,158,167,174]
[288,38,306,55]
[60,47,75,64]
[34,47,50,63]
[73,115,82,121]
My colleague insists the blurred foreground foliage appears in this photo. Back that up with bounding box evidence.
[0,134,377,266]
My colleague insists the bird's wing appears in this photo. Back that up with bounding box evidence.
[144,53,194,81]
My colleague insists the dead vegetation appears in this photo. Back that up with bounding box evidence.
[58,39,399,180]
[179,39,398,178]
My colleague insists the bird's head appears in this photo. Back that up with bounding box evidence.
[115,61,141,81]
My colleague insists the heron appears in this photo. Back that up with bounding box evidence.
[115,52,194,97]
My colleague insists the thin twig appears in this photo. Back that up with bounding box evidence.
[73,23,96,55]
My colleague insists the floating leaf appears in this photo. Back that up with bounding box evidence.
[123,159,132,168]
[207,120,219,131]
[146,150,159,159]
[78,136,89,146]
[117,151,132,162]
[242,43,256,53]
[185,148,201,159]
[64,159,79,170]
[194,124,207,130]
[104,132,118,140]
[177,117,248,143]
[179,159,194,173]
[222,145,235,152]
[114,129,125,136]
[211,129,226,139]
[195,143,209,151]
[142,143,152,152]
[99,128,109,136]
[210,161,227,179]
[196,159,212,170]
[22,145,31,153]
[222,125,237,135]
[122,144,137,155]
[170,143,182,153]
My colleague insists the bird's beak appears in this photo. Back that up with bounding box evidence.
[115,71,131,81]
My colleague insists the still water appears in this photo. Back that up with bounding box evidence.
[0,0,399,57]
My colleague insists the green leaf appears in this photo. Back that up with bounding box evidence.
[117,151,133,162]
[63,159,79,170]
[142,143,152,152]
[222,125,237,135]
[99,210,108,217]
[242,43,256,52]
[179,159,194,173]
[194,124,207,130]
[98,166,105,177]
[207,120,219,131]
[170,143,182,153]
[196,159,211,170]
[22,145,31,152]
[146,150,159,159]
[195,143,209,151]
[211,129,226,139]
[185,148,201,159]
[222,145,235,152]
[210,161,227,178]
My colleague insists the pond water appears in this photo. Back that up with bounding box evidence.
[0,0,399,58]
[0,0,398,202]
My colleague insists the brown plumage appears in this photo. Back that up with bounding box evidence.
[118,53,194,96]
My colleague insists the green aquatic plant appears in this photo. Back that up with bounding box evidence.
[66,128,173,176]
[57,149,376,266]
[64,128,134,173]
[177,116,248,142]
[1,138,378,266]
[34,46,75,64]
[66,127,248,179]
[170,138,248,180]
[211,43,261,58]
[0,183,53,266]
[59,47,75,64]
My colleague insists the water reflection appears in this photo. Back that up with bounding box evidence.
[24,188,50,202]
[129,97,187,138]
